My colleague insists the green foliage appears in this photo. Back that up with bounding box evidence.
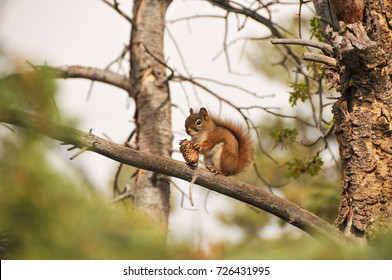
[0,69,58,118]
[269,127,298,149]
[219,233,392,259]
[0,136,175,259]
[289,82,308,107]
[304,181,340,223]
[285,155,324,179]
[310,17,326,43]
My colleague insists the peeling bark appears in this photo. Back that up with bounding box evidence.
[324,0,392,241]
[129,0,173,230]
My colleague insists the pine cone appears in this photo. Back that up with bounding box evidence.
[179,139,199,165]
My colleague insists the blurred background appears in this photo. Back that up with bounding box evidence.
[1,0,391,259]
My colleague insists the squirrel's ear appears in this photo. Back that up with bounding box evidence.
[189,108,194,115]
[199,107,209,120]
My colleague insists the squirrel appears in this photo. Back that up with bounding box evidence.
[183,107,254,176]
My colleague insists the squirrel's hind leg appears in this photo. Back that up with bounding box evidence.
[206,164,223,175]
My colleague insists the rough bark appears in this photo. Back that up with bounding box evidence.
[129,0,173,229]
[331,0,365,24]
[324,0,392,241]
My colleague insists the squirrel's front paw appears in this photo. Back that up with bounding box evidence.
[192,143,201,151]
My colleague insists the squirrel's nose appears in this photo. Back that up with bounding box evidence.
[186,128,194,135]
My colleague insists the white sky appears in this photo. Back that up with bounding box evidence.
[0,0,304,248]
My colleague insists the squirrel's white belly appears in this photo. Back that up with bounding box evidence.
[202,142,224,169]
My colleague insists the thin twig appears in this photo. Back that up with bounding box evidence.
[171,179,198,211]
[191,76,273,99]
[204,190,212,214]
[189,175,199,207]
[271,38,334,54]
[167,14,226,24]
[113,163,123,195]
[105,44,129,73]
[70,146,88,160]
[101,0,135,26]
[108,190,133,205]
[165,26,191,76]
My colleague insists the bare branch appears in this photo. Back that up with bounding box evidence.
[69,146,88,160]
[104,44,129,74]
[37,65,133,95]
[300,123,335,147]
[167,14,226,24]
[189,175,199,207]
[213,35,272,62]
[302,52,337,66]
[0,108,355,246]
[108,190,133,205]
[271,38,334,54]
[101,0,135,26]
[190,76,273,99]
[165,26,191,75]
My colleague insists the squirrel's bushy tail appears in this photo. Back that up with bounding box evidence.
[235,125,254,173]
[213,116,254,173]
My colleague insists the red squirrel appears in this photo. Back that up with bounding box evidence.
[183,107,253,176]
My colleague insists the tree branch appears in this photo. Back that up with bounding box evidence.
[37,65,133,95]
[0,108,355,246]
[271,38,334,54]
[302,52,337,66]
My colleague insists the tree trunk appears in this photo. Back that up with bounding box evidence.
[129,0,173,231]
[324,0,392,241]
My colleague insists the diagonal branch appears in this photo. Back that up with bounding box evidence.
[271,38,334,54]
[207,0,283,39]
[37,65,133,95]
[0,108,355,246]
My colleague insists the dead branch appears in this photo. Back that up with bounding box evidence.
[167,14,226,24]
[1,108,355,246]
[69,146,88,160]
[104,44,129,74]
[101,0,135,26]
[271,38,334,54]
[189,175,199,207]
[302,52,337,66]
[37,65,133,95]
[108,188,133,205]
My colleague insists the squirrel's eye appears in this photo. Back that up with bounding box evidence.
[196,119,202,126]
